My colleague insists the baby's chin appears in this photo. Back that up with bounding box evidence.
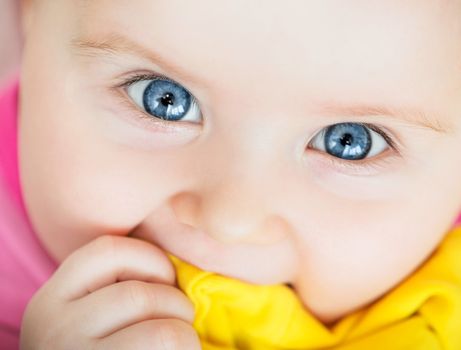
[295,280,390,327]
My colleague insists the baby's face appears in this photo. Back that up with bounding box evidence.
[20,0,461,322]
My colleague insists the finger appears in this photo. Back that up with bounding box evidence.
[70,280,195,338]
[94,319,202,350]
[46,235,175,301]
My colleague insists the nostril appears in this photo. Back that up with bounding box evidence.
[169,192,201,227]
[169,189,290,245]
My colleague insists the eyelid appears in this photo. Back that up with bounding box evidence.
[307,147,401,176]
[116,72,193,94]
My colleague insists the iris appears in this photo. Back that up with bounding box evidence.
[142,79,192,121]
[324,123,372,160]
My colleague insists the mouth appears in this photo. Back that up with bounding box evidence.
[130,217,257,283]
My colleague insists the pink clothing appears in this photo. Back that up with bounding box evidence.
[0,78,58,349]
[0,77,460,349]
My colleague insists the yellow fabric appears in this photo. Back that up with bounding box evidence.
[169,226,461,350]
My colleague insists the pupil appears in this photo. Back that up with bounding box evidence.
[340,133,353,146]
[160,93,175,106]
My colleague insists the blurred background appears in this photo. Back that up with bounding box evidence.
[0,0,22,85]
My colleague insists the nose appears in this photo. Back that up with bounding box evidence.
[169,184,288,245]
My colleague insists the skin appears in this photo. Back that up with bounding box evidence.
[0,0,21,83]
[18,0,461,347]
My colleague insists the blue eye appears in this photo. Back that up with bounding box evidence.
[310,123,389,160]
[126,78,202,123]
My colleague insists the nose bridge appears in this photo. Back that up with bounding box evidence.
[169,108,295,244]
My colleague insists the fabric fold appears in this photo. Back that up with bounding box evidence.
[170,226,461,350]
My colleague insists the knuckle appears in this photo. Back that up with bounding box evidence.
[93,235,126,264]
[93,234,119,254]
[122,280,158,311]
[156,319,200,350]
[66,235,118,267]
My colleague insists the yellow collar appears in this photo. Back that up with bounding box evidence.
[169,226,461,350]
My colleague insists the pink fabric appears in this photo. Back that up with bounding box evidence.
[0,77,58,349]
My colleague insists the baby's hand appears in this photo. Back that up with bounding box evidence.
[20,235,201,350]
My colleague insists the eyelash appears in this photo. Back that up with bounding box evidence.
[118,72,176,88]
[114,72,402,174]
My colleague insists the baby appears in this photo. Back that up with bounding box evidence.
[1,0,461,349]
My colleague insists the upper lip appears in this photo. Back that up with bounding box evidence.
[131,219,228,266]
[128,204,293,285]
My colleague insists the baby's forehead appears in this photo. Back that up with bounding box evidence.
[80,0,461,30]
[75,1,461,131]
[80,1,461,55]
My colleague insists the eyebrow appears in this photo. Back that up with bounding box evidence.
[314,102,453,134]
[71,33,202,86]
[71,34,454,134]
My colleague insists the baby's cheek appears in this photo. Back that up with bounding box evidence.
[289,209,446,323]
[19,89,178,262]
